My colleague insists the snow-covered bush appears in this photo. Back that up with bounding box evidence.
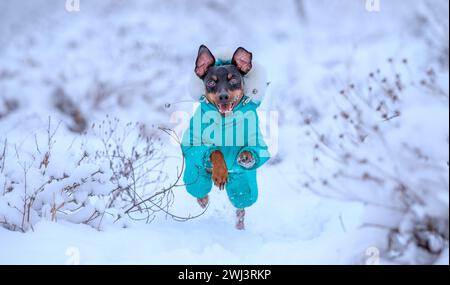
[0,117,169,232]
[88,117,177,223]
[302,59,449,264]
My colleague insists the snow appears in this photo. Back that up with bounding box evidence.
[0,0,448,264]
[0,185,364,264]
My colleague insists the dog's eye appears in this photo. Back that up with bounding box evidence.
[207,80,216,88]
[229,78,238,85]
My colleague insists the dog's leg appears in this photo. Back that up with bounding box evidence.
[210,150,228,190]
[197,196,209,209]
[236,209,245,230]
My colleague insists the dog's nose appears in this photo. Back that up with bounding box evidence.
[219,94,229,103]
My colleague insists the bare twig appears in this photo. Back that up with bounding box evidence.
[0,138,6,173]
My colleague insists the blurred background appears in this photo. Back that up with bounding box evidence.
[1,0,447,129]
[0,0,448,265]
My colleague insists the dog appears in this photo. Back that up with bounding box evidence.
[181,45,270,230]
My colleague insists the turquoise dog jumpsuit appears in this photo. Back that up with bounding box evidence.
[181,95,270,208]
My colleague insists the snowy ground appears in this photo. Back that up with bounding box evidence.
[0,0,448,264]
[0,125,367,264]
[0,169,364,265]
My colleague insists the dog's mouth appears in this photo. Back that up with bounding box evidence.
[217,102,236,115]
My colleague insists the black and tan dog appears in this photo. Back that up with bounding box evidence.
[181,45,270,229]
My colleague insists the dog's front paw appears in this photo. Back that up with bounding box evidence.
[210,151,228,190]
[212,164,228,190]
[238,151,256,169]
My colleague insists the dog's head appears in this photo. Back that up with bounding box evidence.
[194,45,253,115]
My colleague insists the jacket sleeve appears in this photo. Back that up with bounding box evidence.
[181,107,218,170]
[236,107,270,170]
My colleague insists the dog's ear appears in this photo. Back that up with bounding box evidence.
[232,47,252,75]
[195,45,215,79]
